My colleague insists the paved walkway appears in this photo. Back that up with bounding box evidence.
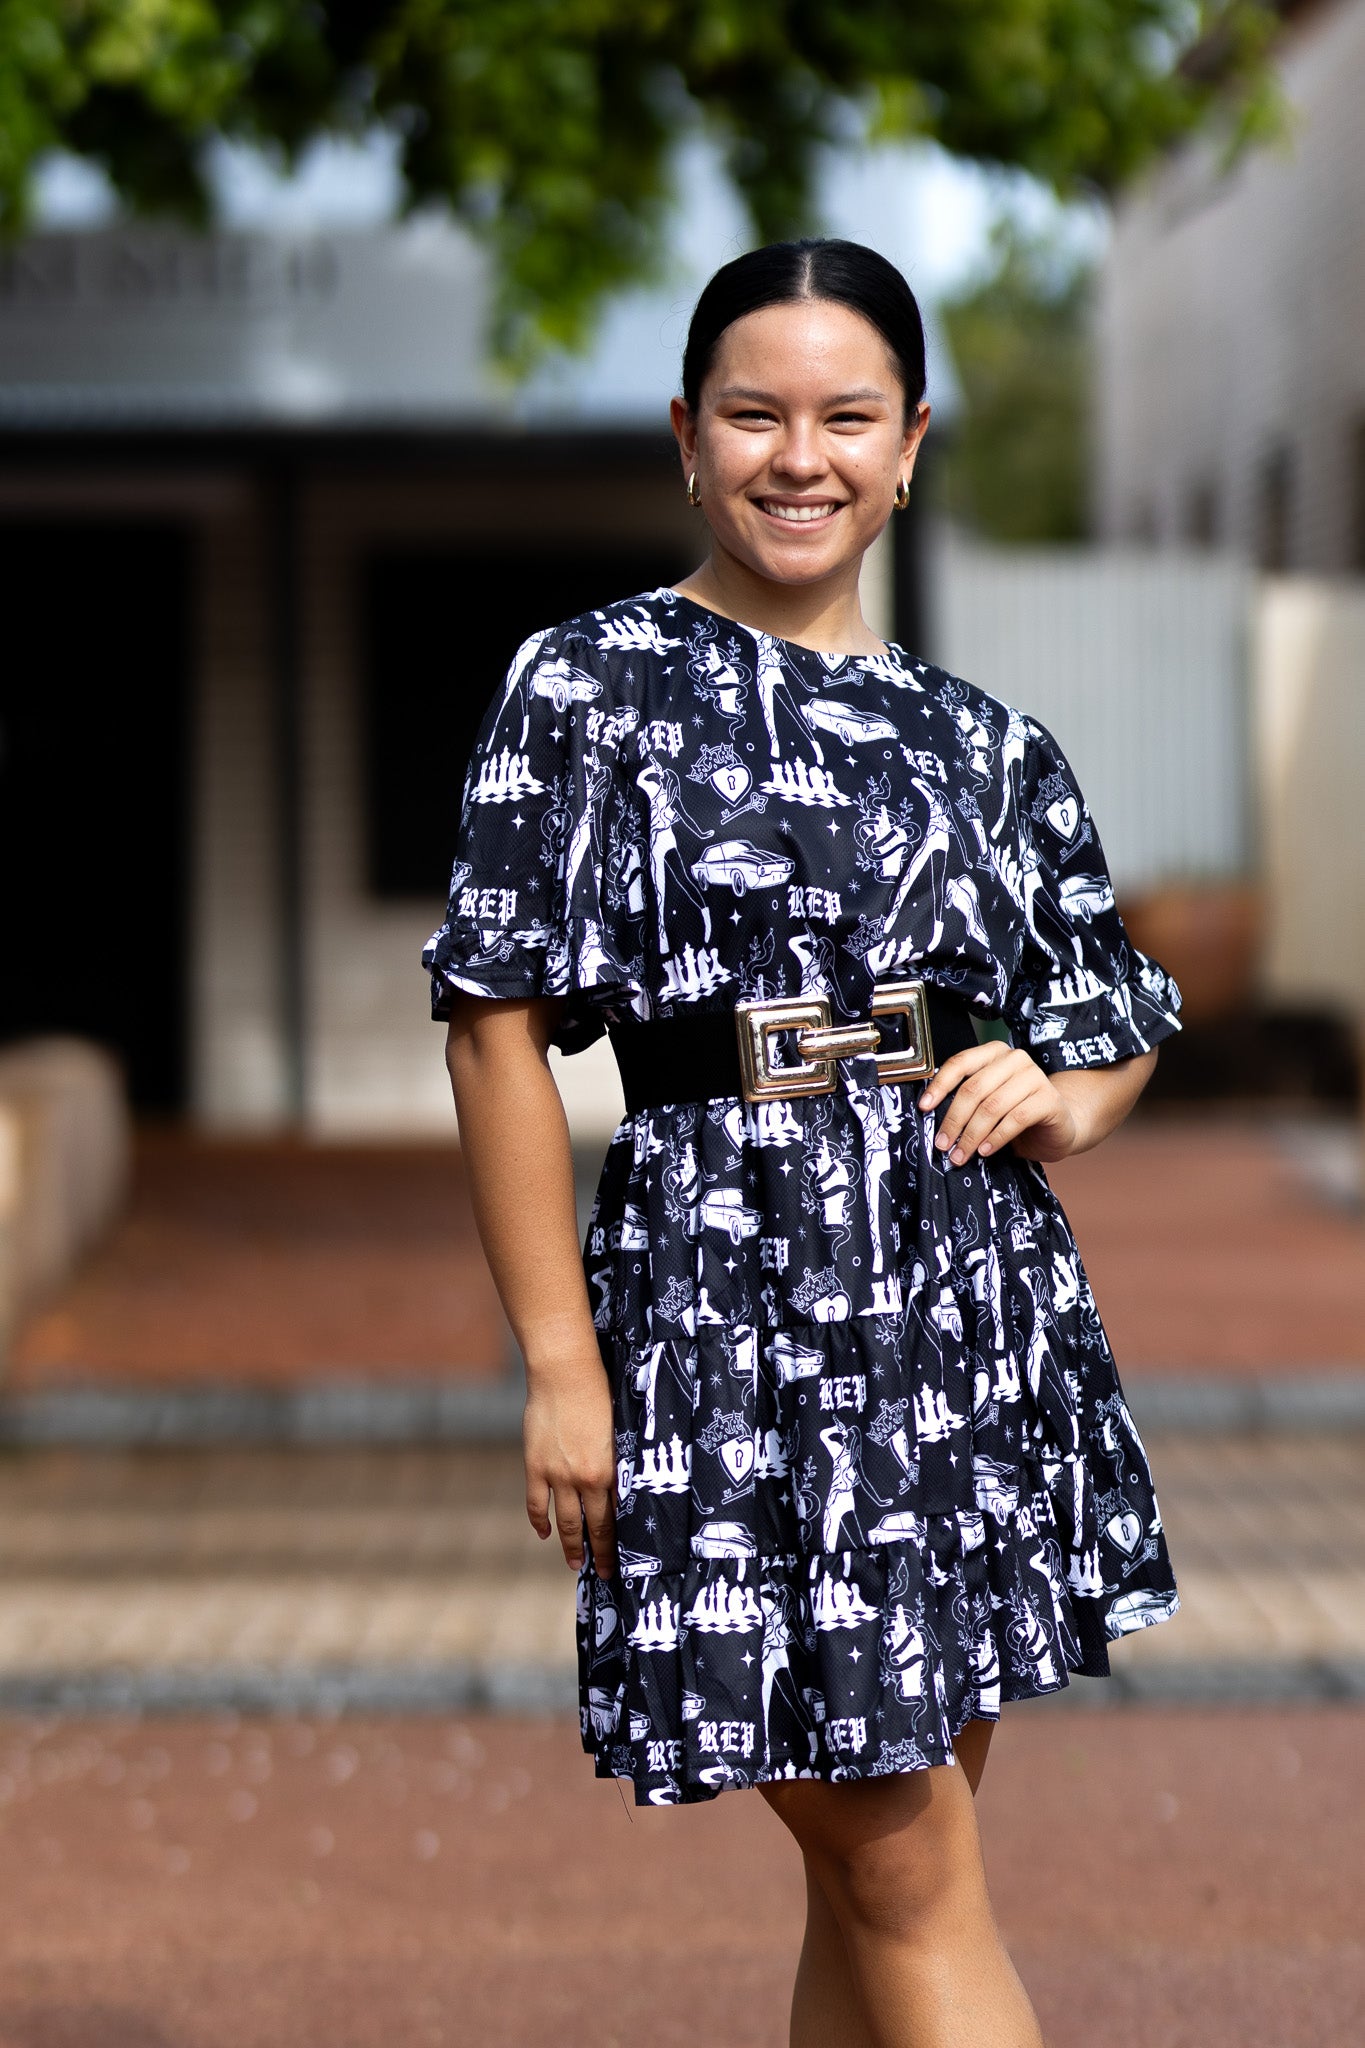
[0,1705,1358,2046]
[0,1435,1363,1707]
[9,1136,507,1386]
[7,1114,1363,1392]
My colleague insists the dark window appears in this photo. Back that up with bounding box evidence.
[0,522,191,1110]
[1185,479,1219,548]
[361,544,691,900]
[1257,445,1293,571]
[1349,417,1365,571]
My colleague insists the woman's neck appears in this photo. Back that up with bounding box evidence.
[674,549,885,656]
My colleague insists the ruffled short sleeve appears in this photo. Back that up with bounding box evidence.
[1002,717,1182,1072]
[422,625,647,1053]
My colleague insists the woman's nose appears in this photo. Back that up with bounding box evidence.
[769,430,826,481]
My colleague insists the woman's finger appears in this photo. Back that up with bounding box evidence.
[552,1483,586,1571]
[581,1485,618,1581]
[932,1051,1029,1149]
[916,1040,1009,1112]
[526,1472,552,1541]
[951,1084,1043,1162]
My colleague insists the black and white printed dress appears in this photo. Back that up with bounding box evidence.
[424,585,1182,1806]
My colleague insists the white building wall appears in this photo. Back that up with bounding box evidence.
[1254,577,1365,1013]
[930,536,1253,892]
[1097,0,1365,568]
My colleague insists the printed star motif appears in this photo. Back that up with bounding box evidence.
[827,820,840,836]
[511,812,526,829]
[849,1645,862,1662]
[741,1651,755,1668]
[724,1256,739,1273]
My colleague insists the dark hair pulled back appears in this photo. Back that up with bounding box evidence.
[681,238,926,418]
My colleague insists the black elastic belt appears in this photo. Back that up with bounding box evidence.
[609,987,980,1116]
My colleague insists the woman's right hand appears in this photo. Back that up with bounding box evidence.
[523,1359,618,1580]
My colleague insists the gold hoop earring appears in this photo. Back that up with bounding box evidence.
[894,478,911,513]
[686,471,702,508]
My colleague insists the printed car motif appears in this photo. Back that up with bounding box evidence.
[697,1187,763,1244]
[690,840,795,897]
[610,1204,650,1250]
[1058,874,1117,922]
[801,699,899,745]
[530,658,602,713]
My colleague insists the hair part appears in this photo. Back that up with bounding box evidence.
[681,238,926,420]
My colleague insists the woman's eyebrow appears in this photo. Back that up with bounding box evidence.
[713,385,889,404]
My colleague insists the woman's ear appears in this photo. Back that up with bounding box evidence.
[670,395,698,475]
[901,400,931,480]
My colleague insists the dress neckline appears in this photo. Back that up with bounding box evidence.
[660,586,907,667]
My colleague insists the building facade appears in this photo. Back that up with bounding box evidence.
[1096,0,1365,570]
[0,225,913,1136]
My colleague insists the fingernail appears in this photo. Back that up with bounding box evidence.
[949,1145,965,1165]
[918,1092,933,1109]
[935,1134,950,1150]
[979,1142,992,1155]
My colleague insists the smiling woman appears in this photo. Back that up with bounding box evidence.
[669,242,930,653]
[426,239,1182,2048]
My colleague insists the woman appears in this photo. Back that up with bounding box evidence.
[425,239,1181,2048]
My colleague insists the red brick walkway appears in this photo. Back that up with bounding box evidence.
[10,1135,506,1388]
[9,1114,1363,1388]
[1048,1113,1365,1369]
[0,1706,1359,2047]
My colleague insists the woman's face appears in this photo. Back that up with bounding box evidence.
[671,298,928,590]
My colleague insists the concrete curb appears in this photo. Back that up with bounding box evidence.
[1126,1373,1365,1433]
[0,1661,577,1716]
[0,1378,526,1447]
[3,1371,1365,1446]
[1,1659,1362,1717]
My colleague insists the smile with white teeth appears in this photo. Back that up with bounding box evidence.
[760,500,841,522]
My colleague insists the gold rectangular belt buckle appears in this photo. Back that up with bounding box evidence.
[870,979,935,1083]
[735,996,837,1103]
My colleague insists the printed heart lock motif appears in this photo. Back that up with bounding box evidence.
[972,1366,993,1419]
[595,1602,619,1650]
[719,1435,756,1488]
[1106,1509,1144,1556]
[711,763,751,804]
[1045,794,1081,840]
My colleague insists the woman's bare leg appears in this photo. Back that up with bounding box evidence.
[766,1719,1039,2048]
[779,1720,1006,2048]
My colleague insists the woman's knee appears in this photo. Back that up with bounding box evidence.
[766,1770,987,1943]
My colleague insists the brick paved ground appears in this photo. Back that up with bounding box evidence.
[1047,1111,1365,1370]
[0,1706,1359,2047]
[8,1112,1364,1389]
[9,1135,507,1387]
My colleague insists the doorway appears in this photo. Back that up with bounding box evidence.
[0,520,192,1110]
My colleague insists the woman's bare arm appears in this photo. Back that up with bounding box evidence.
[445,993,616,1578]
[916,1042,1158,1166]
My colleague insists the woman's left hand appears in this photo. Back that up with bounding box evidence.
[917,1041,1077,1166]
